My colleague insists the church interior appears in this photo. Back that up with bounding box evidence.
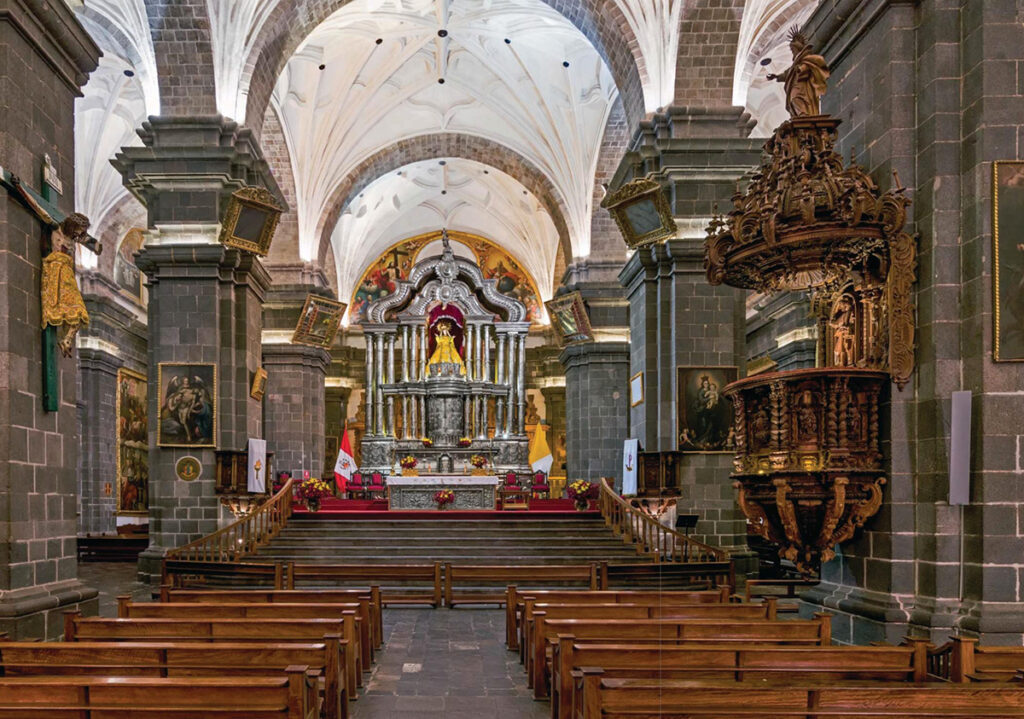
[2,0,1024,716]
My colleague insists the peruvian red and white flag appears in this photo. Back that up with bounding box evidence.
[333,429,356,492]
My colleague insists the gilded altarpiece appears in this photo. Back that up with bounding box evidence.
[116,368,148,515]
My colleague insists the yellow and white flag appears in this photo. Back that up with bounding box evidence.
[529,424,554,475]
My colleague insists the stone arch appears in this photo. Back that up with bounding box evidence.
[314,134,574,273]
[261,103,302,267]
[241,0,646,139]
[589,96,629,262]
[144,0,217,115]
[674,0,745,107]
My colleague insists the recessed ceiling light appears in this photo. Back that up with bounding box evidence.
[441,190,447,195]
[376,38,383,44]
[318,64,325,70]
[439,160,447,166]
[123,69,135,77]
[562,61,569,68]
[760,57,772,66]
[504,38,511,44]
[438,78,445,84]
[438,29,448,37]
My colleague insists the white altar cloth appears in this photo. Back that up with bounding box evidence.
[387,475,499,509]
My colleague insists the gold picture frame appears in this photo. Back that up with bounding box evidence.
[115,368,148,515]
[250,367,268,400]
[157,363,217,447]
[600,177,677,249]
[676,365,738,453]
[545,291,594,346]
[993,161,1024,361]
[292,294,346,348]
[630,371,644,407]
[218,186,283,256]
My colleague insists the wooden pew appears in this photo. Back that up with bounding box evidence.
[64,612,361,699]
[445,564,597,607]
[286,562,442,608]
[0,641,345,719]
[0,670,316,718]
[118,598,373,678]
[160,586,384,649]
[530,615,832,698]
[164,558,285,589]
[598,561,735,592]
[573,674,1024,719]
[505,587,731,650]
[528,604,777,695]
[552,640,930,719]
[936,635,1024,682]
[743,578,817,614]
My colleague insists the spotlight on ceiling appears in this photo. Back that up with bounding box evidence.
[375,38,383,44]
[760,57,772,66]
[318,64,325,70]
[562,61,569,68]
[123,69,135,77]
[438,29,448,37]
[441,190,447,195]
[504,38,511,44]
[439,160,447,166]
[438,78,445,84]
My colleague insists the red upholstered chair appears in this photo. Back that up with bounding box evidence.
[498,473,529,510]
[366,472,386,499]
[347,473,365,499]
[530,471,550,499]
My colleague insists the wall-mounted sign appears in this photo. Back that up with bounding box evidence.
[175,455,202,482]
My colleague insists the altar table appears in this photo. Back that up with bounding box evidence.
[387,475,500,510]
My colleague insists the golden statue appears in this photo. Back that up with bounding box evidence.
[767,29,830,118]
[41,213,94,356]
[427,320,466,375]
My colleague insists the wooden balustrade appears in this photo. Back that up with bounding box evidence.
[596,478,727,563]
[167,479,294,562]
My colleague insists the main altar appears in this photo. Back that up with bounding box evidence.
[359,231,531,476]
[387,475,500,510]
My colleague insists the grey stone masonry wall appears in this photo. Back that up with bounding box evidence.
[541,385,567,475]
[0,0,100,638]
[560,342,630,485]
[744,292,817,372]
[797,0,1024,646]
[324,386,350,477]
[262,344,330,478]
[77,276,148,535]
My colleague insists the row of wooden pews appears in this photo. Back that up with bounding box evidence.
[0,585,386,718]
[507,585,1024,719]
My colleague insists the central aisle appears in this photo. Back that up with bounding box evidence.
[352,608,548,719]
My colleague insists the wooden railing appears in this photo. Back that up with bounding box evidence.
[596,478,728,563]
[167,479,294,562]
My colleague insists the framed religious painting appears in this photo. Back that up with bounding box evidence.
[157,363,217,447]
[218,186,283,256]
[545,291,594,346]
[630,371,644,406]
[250,367,268,400]
[600,177,677,249]
[292,294,346,348]
[114,227,145,302]
[677,366,737,453]
[993,161,1024,360]
[116,368,148,514]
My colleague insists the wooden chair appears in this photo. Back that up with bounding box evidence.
[346,473,365,499]
[498,473,530,511]
[365,473,386,499]
[530,471,550,498]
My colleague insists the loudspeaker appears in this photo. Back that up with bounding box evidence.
[949,390,972,506]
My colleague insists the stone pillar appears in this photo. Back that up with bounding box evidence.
[0,0,100,637]
[324,385,349,476]
[115,116,281,583]
[559,342,630,483]
[77,347,122,535]
[262,344,329,478]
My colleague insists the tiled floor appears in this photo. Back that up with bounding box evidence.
[78,562,548,718]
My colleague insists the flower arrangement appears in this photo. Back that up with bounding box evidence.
[457,437,472,448]
[469,454,487,469]
[298,477,333,511]
[400,456,418,469]
[434,489,455,508]
[421,437,434,448]
[566,480,597,500]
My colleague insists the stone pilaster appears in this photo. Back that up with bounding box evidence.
[77,347,122,535]
[0,0,100,637]
[559,342,630,485]
[115,116,280,582]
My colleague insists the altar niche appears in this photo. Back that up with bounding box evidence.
[360,233,531,475]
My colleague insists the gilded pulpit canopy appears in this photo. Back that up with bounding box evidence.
[767,29,830,117]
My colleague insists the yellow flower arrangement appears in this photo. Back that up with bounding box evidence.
[400,455,418,469]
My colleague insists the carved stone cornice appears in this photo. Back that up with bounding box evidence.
[0,0,100,91]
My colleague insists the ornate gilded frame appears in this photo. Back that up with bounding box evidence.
[292,294,346,348]
[250,367,268,400]
[115,367,148,515]
[218,186,283,256]
[630,371,644,407]
[993,161,1024,361]
[156,362,217,448]
[600,178,678,249]
[545,291,594,346]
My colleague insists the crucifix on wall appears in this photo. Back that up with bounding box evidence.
[0,155,101,411]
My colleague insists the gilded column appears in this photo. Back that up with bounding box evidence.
[517,333,527,434]
[365,333,375,436]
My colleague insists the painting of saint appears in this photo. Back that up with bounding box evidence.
[349,237,429,322]
[994,162,1024,360]
[157,363,216,447]
[292,295,346,348]
[677,366,737,452]
[116,368,148,513]
[545,292,593,345]
[475,244,543,323]
[114,228,144,301]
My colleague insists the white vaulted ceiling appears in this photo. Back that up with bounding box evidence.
[334,157,559,304]
[271,0,617,267]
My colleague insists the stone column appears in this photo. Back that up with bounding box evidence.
[77,347,123,535]
[324,385,348,476]
[115,116,282,583]
[0,0,100,637]
[261,344,329,478]
[559,342,630,483]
